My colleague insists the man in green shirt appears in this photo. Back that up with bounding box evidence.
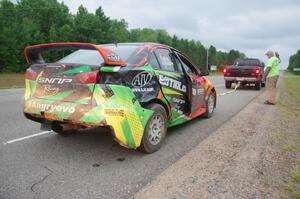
[263,51,280,105]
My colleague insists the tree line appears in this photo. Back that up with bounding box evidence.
[288,49,300,72]
[0,0,245,73]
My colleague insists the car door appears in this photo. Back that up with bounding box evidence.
[153,48,189,116]
[175,52,206,118]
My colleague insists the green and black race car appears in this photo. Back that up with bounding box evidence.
[23,42,217,153]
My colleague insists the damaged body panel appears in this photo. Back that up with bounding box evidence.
[23,42,216,153]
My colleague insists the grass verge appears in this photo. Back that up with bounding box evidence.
[278,71,300,198]
[0,73,25,89]
[284,71,300,101]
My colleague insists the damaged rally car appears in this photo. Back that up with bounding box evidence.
[23,42,217,153]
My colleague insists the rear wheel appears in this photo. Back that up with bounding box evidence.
[261,82,265,87]
[203,92,215,118]
[141,103,167,154]
[225,81,232,89]
[255,82,261,90]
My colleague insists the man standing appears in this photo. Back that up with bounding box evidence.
[263,51,280,105]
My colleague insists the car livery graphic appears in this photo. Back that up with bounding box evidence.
[23,42,217,153]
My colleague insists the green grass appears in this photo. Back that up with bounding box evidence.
[292,168,300,199]
[284,183,295,192]
[284,71,300,102]
[293,167,300,183]
[276,131,285,141]
[280,142,296,153]
[280,72,300,198]
[0,73,25,89]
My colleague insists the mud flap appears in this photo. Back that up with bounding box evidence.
[40,121,52,131]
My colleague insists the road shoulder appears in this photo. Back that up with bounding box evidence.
[134,75,300,198]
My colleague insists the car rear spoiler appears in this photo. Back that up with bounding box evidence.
[24,42,126,66]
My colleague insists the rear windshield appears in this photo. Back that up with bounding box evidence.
[236,59,261,66]
[58,45,143,66]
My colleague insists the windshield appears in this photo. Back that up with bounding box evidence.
[58,44,143,66]
[236,59,262,67]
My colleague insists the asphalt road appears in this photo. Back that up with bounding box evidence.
[0,76,263,199]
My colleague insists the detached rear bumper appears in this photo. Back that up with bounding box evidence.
[23,84,153,149]
[224,76,260,82]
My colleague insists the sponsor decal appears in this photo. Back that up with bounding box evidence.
[159,75,187,92]
[132,87,154,92]
[38,77,72,84]
[28,101,75,113]
[177,110,183,114]
[192,88,204,96]
[107,54,121,62]
[172,97,185,104]
[43,85,60,95]
[104,109,124,117]
[132,72,152,87]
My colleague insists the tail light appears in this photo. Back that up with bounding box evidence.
[75,70,99,84]
[25,68,37,80]
[251,68,261,77]
[255,69,260,75]
[223,68,227,74]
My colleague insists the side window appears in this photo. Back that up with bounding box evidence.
[171,53,184,73]
[155,48,176,72]
[177,54,198,75]
[148,52,160,70]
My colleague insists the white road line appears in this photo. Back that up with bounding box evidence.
[3,131,52,145]
[218,82,240,96]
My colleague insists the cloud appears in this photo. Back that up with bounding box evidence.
[59,0,300,68]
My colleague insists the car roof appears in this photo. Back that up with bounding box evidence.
[98,42,173,49]
[97,42,196,67]
[99,42,186,57]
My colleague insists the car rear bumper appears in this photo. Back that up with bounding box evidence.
[23,84,153,149]
[224,76,260,82]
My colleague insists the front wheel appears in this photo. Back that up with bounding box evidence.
[203,92,215,118]
[141,103,167,154]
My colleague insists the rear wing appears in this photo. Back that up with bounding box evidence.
[24,42,126,66]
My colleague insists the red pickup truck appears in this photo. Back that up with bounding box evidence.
[223,58,265,90]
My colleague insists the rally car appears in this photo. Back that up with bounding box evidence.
[23,42,217,153]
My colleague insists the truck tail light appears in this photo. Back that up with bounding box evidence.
[255,69,260,75]
[223,68,227,74]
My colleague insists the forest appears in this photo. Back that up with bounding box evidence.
[0,0,246,73]
[288,49,300,72]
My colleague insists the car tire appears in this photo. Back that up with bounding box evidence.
[261,82,265,87]
[255,82,261,90]
[203,92,215,118]
[141,103,167,154]
[225,81,232,89]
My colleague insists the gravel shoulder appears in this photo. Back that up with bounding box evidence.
[134,74,300,199]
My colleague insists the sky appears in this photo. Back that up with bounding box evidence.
[60,0,300,68]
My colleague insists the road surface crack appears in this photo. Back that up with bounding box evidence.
[30,166,53,193]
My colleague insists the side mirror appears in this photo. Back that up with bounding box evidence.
[200,68,209,76]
